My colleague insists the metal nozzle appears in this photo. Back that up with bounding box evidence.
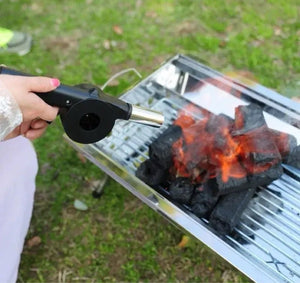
[129,105,164,128]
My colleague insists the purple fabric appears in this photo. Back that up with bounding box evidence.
[0,136,38,282]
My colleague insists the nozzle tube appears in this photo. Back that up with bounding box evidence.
[129,105,164,128]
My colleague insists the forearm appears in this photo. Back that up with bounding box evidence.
[0,79,22,141]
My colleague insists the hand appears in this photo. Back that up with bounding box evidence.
[0,74,60,140]
[4,118,51,140]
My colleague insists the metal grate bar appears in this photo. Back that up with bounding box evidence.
[273,180,300,200]
[227,231,290,279]
[280,174,300,190]
[230,228,300,280]
[246,207,300,253]
[235,224,300,279]
[254,201,300,238]
[261,188,300,222]
[239,218,300,267]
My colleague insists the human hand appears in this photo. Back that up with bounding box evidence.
[0,74,60,140]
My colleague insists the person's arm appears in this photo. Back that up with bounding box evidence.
[0,74,60,141]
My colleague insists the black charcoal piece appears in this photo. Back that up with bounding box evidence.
[135,159,168,186]
[287,145,300,169]
[209,187,256,235]
[233,104,266,135]
[168,177,194,204]
[205,114,233,134]
[149,125,182,169]
[270,129,297,162]
[191,185,219,218]
[206,168,249,196]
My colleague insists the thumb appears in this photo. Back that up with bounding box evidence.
[24,76,60,93]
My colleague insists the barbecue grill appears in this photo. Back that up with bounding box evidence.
[66,55,300,283]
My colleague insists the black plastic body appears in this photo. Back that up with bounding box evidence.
[0,66,132,143]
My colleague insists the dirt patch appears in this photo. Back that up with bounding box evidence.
[175,20,204,35]
[107,246,128,277]
[122,196,144,213]
[43,35,79,54]
[41,30,83,70]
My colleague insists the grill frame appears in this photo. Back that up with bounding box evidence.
[66,54,300,283]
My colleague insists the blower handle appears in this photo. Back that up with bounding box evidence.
[0,66,92,107]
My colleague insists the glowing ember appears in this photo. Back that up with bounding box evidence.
[171,103,284,186]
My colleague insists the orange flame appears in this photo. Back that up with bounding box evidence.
[171,104,282,185]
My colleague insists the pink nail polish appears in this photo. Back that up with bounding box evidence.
[51,78,60,87]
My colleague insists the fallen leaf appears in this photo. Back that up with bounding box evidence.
[103,39,111,50]
[292,96,300,102]
[177,235,190,248]
[74,199,88,211]
[113,25,123,35]
[27,236,42,248]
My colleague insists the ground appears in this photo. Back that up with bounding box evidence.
[0,0,299,282]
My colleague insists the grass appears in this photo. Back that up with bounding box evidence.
[0,0,299,282]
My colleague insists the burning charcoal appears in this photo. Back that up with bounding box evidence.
[233,104,282,180]
[149,125,182,170]
[270,129,297,162]
[168,177,194,204]
[135,159,168,186]
[233,104,266,135]
[205,114,234,153]
[287,145,300,169]
[191,185,219,218]
[172,120,210,179]
[235,127,282,176]
[248,162,283,188]
[209,187,256,235]
[203,159,249,196]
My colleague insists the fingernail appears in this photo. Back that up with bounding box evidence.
[51,78,60,87]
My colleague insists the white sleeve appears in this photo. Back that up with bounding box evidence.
[0,80,23,141]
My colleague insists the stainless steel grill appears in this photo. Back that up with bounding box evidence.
[67,55,300,283]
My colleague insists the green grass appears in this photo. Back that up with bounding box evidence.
[0,0,299,282]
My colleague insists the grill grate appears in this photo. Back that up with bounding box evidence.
[92,81,300,282]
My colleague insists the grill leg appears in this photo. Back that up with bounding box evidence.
[91,174,108,198]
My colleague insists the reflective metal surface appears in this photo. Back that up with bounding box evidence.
[66,55,300,283]
[129,105,164,128]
